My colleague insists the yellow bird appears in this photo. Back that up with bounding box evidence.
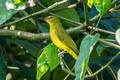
[45,16,78,60]
[44,16,92,75]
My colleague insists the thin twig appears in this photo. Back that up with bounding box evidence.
[107,66,117,80]
[88,26,115,35]
[99,39,120,50]
[58,50,75,76]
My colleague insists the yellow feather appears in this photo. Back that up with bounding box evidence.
[45,16,78,60]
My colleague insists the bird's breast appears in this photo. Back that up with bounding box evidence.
[50,28,66,50]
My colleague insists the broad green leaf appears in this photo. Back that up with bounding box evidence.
[87,0,94,8]
[0,0,29,25]
[75,33,100,80]
[94,0,112,16]
[0,0,17,25]
[37,43,60,80]
[12,60,36,80]
[12,38,39,58]
[0,50,7,80]
[42,0,80,23]
[87,0,112,16]
[46,44,60,71]
[116,29,120,45]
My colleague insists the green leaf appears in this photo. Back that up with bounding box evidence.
[37,43,60,80]
[12,38,39,58]
[75,33,100,80]
[42,0,80,23]
[96,44,105,56]
[93,0,112,16]
[116,29,120,45]
[0,0,17,25]
[87,0,94,8]
[0,0,30,25]
[0,49,7,80]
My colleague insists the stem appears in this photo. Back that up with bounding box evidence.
[85,52,120,79]
[107,66,117,80]
[83,0,89,25]
[99,39,120,50]
[88,26,115,35]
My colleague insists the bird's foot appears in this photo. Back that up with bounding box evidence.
[58,49,65,58]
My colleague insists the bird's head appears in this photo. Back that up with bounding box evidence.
[44,16,61,25]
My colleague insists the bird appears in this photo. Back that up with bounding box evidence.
[44,16,92,75]
[44,16,78,60]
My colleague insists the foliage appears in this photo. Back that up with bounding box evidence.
[0,0,120,80]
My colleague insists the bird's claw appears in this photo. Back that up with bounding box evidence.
[58,49,65,58]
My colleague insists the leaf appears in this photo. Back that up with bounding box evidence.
[96,44,105,56]
[12,60,36,80]
[87,0,94,8]
[0,0,30,25]
[37,43,60,80]
[75,33,100,80]
[93,0,112,16]
[0,0,17,25]
[116,29,120,45]
[117,69,120,80]
[12,38,39,58]
[0,49,7,80]
[42,0,80,23]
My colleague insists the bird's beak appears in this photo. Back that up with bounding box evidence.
[38,17,47,20]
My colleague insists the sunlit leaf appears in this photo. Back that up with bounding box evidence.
[87,0,112,16]
[75,33,100,80]
[87,0,93,8]
[37,43,60,80]
[94,0,112,16]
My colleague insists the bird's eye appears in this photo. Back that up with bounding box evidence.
[49,16,53,19]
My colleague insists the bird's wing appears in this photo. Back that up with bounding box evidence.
[55,28,78,54]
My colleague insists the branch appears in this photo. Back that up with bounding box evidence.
[85,52,120,79]
[0,29,49,40]
[88,26,115,35]
[0,0,68,28]
[0,29,119,50]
